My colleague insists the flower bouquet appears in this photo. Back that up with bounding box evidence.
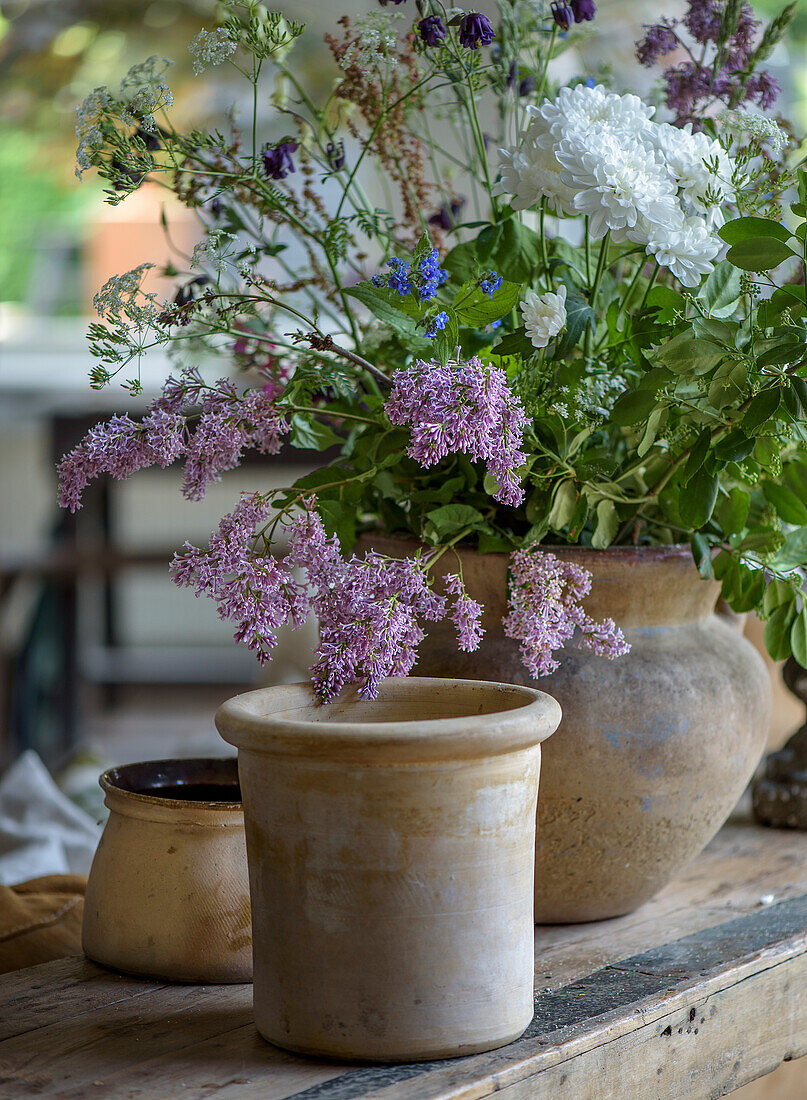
[63,0,804,705]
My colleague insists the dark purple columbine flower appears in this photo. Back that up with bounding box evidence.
[326,140,345,171]
[458,13,495,50]
[428,198,465,231]
[551,2,573,32]
[571,0,596,22]
[261,140,298,180]
[418,15,446,47]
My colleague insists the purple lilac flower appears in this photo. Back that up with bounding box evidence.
[57,373,289,512]
[287,512,449,702]
[261,140,298,180]
[746,71,781,110]
[571,0,596,22]
[183,383,289,501]
[503,549,630,678]
[444,573,485,651]
[171,494,309,663]
[479,270,503,298]
[551,2,573,32]
[428,198,465,232]
[458,13,495,50]
[385,355,529,507]
[424,311,448,338]
[418,15,446,47]
[636,19,679,67]
[57,409,186,513]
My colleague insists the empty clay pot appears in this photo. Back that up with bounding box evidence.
[216,677,561,1062]
[363,536,772,923]
[82,757,252,983]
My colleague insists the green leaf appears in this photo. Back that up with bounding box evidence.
[717,488,750,534]
[493,326,535,358]
[772,527,807,572]
[477,531,514,554]
[713,429,754,464]
[433,307,459,365]
[638,406,664,458]
[725,237,795,270]
[651,332,726,374]
[690,533,713,578]
[719,216,793,245]
[764,578,792,617]
[610,388,657,426]
[548,480,578,530]
[424,503,485,543]
[742,388,781,433]
[698,262,742,316]
[682,428,712,485]
[550,292,595,359]
[708,361,747,410]
[679,467,719,527]
[453,280,520,328]
[316,499,356,553]
[764,601,797,661]
[288,413,343,451]
[792,610,807,667]
[591,499,618,549]
[763,481,807,525]
[645,285,686,323]
[790,376,807,415]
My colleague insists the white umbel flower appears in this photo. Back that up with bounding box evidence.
[521,285,567,349]
[646,217,721,287]
[652,123,734,229]
[557,130,681,240]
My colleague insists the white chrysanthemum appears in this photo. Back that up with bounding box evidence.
[521,285,567,349]
[527,84,656,144]
[494,141,576,213]
[652,123,734,229]
[557,130,681,240]
[646,217,721,287]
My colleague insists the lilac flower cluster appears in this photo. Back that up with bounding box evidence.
[372,248,448,302]
[57,371,289,512]
[444,572,485,651]
[171,494,309,663]
[636,1,780,124]
[503,549,630,677]
[385,354,529,507]
[174,501,489,701]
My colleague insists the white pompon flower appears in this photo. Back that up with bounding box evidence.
[557,130,681,240]
[646,217,722,287]
[527,84,656,144]
[521,285,567,349]
[652,124,735,229]
[494,142,576,213]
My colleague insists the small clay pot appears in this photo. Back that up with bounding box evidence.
[82,758,252,983]
[216,677,561,1063]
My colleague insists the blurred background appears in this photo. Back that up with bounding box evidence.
[0,0,804,777]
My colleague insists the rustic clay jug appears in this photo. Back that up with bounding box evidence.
[363,537,772,923]
[216,676,561,1062]
[82,758,252,982]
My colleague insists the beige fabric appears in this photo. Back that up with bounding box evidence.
[0,874,85,974]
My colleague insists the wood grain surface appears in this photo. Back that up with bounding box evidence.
[1,811,806,1099]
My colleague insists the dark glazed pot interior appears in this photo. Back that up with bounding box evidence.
[101,757,241,806]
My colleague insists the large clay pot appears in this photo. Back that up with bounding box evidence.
[216,677,561,1062]
[82,758,252,982]
[364,537,772,923]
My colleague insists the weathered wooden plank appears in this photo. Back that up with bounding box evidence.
[0,956,165,1042]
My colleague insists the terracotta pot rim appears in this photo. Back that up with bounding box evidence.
[358,531,693,562]
[100,757,243,814]
[216,677,561,761]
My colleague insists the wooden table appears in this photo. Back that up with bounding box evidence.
[1,807,806,1099]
